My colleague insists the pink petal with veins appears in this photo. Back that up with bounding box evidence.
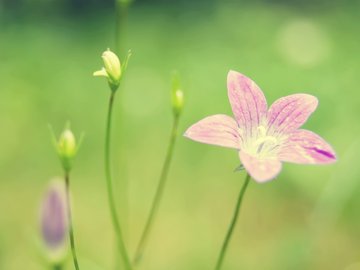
[184,114,240,149]
[279,129,337,164]
[267,94,318,134]
[239,151,282,183]
[227,71,267,136]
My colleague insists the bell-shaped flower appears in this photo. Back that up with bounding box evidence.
[184,70,336,183]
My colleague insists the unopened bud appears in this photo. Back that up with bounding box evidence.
[58,129,76,159]
[171,72,184,117]
[50,124,82,173]
[172,89,184,116]
[94,49,122,91]
[40,179,67,262]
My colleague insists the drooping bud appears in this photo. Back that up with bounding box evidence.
[94,49,122,91]
[171,72,184,117]
[40,179,68,262]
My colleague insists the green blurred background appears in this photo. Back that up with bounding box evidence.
[1,0,360,269]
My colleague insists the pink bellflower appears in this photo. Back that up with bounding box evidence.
[184,71,336,182]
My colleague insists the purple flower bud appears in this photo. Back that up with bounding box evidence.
[40,180,68,251]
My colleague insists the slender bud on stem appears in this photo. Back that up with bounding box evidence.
[98,49,133,269]
[49,124,82,269]
[171,72,184,117]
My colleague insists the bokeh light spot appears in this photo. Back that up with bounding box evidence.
[277,19,331,67]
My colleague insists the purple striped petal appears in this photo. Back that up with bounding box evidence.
[239,151,282,183]
[184,114,240,149]
[279,129,337,164]
[267,94,318,135]
[227,71,267,136]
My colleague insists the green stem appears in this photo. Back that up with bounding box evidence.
[64,172,81,270]
[115,0,129,57]
[133,116,180,266]
[215,173,251,270]
[114,2,131,262]
[105,91,132,270]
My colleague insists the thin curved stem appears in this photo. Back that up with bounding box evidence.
[132,116,180,266]
[215,173,251,270]
[114,3,128,267]
[64,172,81,270]
[105,91,132,270]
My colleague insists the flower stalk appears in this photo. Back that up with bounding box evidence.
[215,173,251,270]
[64,172,80,270]
[115,0,133,56]
[133,116,180,265]
[105,91,132,270]
[95,49,132,270]
[133,74,184,266]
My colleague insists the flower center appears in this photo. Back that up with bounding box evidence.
[255,136,278,154]
[241,125,282,158]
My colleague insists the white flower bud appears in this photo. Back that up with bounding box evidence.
[94,49,122,91]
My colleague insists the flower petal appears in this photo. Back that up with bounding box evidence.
[239,151,282,183]
[184,114,240,149]
[267,94,318,134]
[227,71,267,136]
[279,129,337,164]
[93,67,108,77]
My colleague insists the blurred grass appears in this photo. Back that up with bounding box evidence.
[0,1,360,269]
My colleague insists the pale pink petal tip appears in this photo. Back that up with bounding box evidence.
[239,152,282,183]
[184,114,240,149]
[227,70,267,135]
[279,129,337,164]
[267,94,318,133]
